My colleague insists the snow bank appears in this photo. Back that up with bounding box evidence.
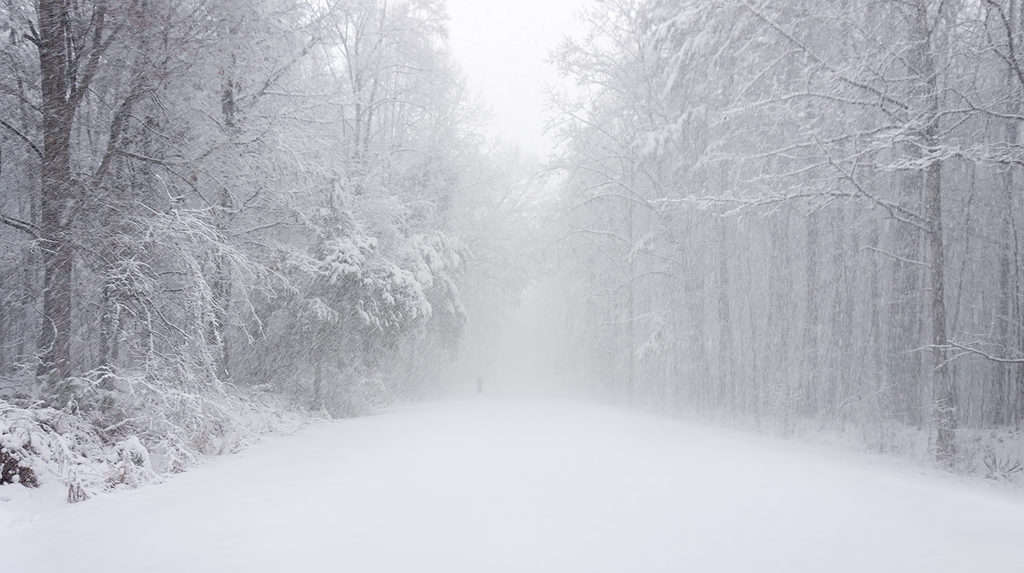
[0,374,306,503]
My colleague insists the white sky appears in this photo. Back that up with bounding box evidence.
[446,0,586,155]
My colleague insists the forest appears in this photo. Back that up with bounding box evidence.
[549,0,1024,474]
[0,0,498,493]
[2,0,1024,504]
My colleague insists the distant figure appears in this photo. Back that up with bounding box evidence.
[476,376,484,394]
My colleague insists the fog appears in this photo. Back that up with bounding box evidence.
[447,0,584,152]
[2,0,1024,570]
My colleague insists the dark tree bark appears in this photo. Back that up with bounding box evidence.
[35,0,76,388]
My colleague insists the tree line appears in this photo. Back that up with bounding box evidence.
[553,0,1024,468]
[0,0,481,486]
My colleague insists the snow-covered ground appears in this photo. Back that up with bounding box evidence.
[2,398,1023,572]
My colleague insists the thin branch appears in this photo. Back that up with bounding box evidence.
[741,0,909,113]
[0,118,43,159]
[861,246,931,268]
[0,212,39,238]
[943,341,1024,364]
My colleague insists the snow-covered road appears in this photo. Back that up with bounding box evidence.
[3,399,1023,572]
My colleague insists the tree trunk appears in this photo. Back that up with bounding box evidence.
[1000,0,1024,428]
[206,65,238,382]
[717,216,735,412]
[928,156,955,465]
[35,0,75,390]
[867,220,885,409]
[625,172,635,406]
[802,211,819,414]
[915,1,955,465]
[683,217,708,412]
[312,354,323,410]
[98,280,121,371]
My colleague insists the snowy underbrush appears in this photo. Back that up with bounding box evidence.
[0,369,306,502]
[789,416,1024,485]
[642,397,1024,487]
